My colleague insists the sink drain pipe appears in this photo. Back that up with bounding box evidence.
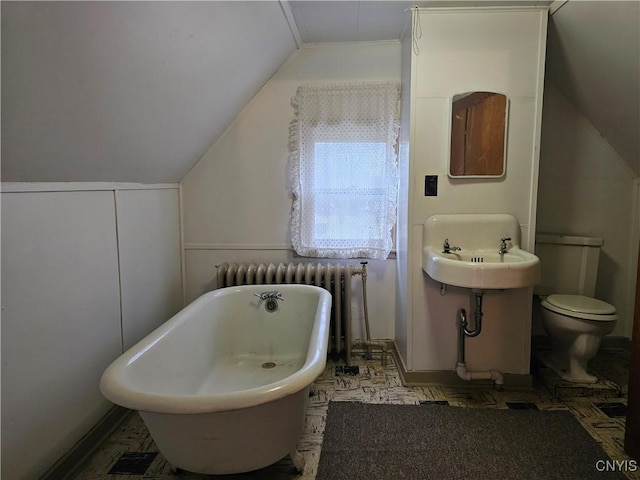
[456,290,504,389]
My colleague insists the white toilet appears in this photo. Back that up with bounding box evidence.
[535,234,618,384]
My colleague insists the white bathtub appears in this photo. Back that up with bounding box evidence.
[100,284,332,475]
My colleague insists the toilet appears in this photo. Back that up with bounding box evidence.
[534,234,618,384]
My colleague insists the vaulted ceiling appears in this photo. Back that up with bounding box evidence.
[2,1,638,182]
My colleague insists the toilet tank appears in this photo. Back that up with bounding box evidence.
[534,234,603,297]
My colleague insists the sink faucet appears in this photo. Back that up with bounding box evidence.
[499,237,512,255]
[443,238,462,254]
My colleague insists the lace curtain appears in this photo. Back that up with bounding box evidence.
[289,82,400,259]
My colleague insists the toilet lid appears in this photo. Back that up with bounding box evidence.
[543,294,617,321]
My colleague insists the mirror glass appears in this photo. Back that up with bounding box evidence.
[449,92,508,178]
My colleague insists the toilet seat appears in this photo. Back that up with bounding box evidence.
[541,294,617,322]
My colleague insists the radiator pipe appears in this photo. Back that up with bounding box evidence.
[456,292,504,390]
[358,262,388,366]
[362,261,371,355]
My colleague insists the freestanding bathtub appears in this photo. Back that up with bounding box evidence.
[100,284,331,475]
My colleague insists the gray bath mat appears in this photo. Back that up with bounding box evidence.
[317,402,626,480]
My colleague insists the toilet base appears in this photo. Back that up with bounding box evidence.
[539,302,616,385]
[538,351,599,384]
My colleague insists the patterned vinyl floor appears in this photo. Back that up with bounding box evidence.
[72,348,638,480]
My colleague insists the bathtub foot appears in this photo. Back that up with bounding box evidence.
[290,449,305,473]
[169,464,182,475]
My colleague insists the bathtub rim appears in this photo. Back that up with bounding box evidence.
[99,284,331,415]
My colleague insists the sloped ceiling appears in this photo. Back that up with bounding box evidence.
[1,1,297,183]
[545,0,640,176]
[2,1,638,183]
[289,0,414,42]
[288,0,552,43]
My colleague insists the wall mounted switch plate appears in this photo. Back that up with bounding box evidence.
[425,175,438,196]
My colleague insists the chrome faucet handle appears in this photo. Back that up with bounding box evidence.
[443,239,461,254]
[499,237,512,254]
[254,291,284,301]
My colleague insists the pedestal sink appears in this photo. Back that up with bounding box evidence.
[422,214,540,289]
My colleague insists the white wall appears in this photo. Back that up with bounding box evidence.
[181,42,401,342]
[1,183,183,479]
[116,189,184,349]
[395,32,414,367]
[398,8,548,374]
[535,86,640,337]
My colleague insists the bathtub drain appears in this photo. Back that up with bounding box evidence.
[262,362,276,369]
[264,299,279,312]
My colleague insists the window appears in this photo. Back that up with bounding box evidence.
[289,82,400,259]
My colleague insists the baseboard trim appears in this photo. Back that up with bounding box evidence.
[391,342,532,389]
[41,406,131,480]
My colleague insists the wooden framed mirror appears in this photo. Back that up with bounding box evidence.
[448,91,508,178]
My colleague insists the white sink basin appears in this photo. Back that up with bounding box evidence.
[422,214,540,290]
[423,247,540,289]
